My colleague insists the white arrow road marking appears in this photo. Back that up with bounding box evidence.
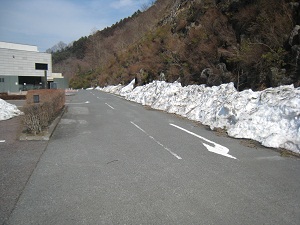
[131,121,182,160]
[170,124,237,160]
[105,103,115,110]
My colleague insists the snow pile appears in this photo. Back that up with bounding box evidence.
[98,79,136,96]
[97,84,123,95]
[120,79,135,96]
[100,80,300,154]
[0,98,23,121]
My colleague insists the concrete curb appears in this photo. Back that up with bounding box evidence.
[19,106,66,141]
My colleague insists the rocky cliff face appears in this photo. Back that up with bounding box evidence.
[53,0,300,90]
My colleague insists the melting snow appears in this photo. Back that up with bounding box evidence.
[99,79,300,154]
[0,98,23,121]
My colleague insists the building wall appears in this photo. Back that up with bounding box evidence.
[53,78,69,89]
[0,76,19,92]
[0,42,38,52]
[0,42,52,92]
[0,48,52,77]
[47,72,63,82]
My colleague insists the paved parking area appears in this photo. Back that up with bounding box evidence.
[5,100,25,109]
[0,102,48,225]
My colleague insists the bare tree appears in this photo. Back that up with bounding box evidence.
[141,0,156,11]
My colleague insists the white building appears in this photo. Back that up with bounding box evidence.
[0,41,52,92]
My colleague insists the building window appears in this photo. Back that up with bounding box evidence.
[35,63,48,70]
[0,78,4,82]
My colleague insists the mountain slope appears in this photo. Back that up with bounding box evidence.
[53,0,300,91]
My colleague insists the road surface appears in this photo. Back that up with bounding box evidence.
[7,90,300,224]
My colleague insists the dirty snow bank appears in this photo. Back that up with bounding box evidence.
[0,98,23,121]
[100,80,300,154]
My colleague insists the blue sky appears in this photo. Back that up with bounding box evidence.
[0,0,153,52]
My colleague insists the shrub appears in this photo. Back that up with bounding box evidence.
[23,89,65,135]
[0,92,26,100]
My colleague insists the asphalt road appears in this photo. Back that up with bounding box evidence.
[7,90,300,224]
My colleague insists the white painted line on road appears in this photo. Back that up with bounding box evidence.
[0,140,5,143]
[66,101,90,105]
[170,124,237,159]
[131,121,182,160]
[105,103,115,110]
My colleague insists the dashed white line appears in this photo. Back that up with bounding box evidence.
[170,123,237,159]
[105,103,115,110]
[131,121,182,160]
[0,140,5,143]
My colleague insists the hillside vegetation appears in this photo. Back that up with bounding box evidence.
[52,0,300,91]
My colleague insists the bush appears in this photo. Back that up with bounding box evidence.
[23,89,65,135]
[0,92,26,100]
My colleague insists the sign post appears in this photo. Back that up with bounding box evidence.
[44,70,47,89]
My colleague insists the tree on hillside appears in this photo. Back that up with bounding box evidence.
[141,0,156,11]
[46,41,67,53]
